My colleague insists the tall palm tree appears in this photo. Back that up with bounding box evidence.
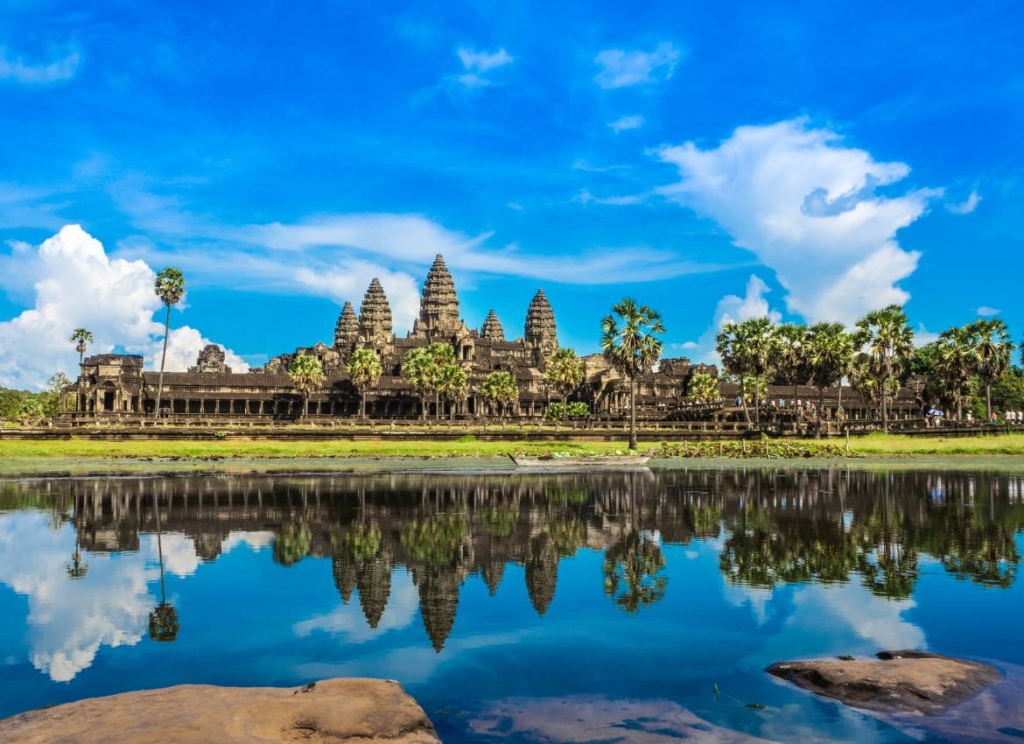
[716,321,751,423]
[775,322,809,409]
[288,354,326,419]
[966,319,1014,421]
[480,370,518,419]
[935,326,975,420]
[426,343,456,420]
[69,328,94,365]
[436,363,468,421]
[402,347,436,420]
[737,317,779,426]
[685,371,719,404]
[805,322,855,437]
[601,298,665,450]
[545,348,584,420]
[853,305,914,431]
[346,348,383,419]
[153,268,186,417]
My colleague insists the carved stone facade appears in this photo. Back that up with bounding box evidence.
[188,344,232,374]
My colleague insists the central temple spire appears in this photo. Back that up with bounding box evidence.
[412,254,466,340]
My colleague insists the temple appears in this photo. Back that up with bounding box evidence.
[69,253,916,423]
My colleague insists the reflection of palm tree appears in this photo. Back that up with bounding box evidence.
[66,521,89,579]
[148,497,179,642]
[602,529,668,613]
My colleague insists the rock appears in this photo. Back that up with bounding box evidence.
[767,650,1001,715]
[0,678,440,744]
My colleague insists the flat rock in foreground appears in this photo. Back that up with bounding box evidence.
[0,678,440,744]
[768,650,1001,715]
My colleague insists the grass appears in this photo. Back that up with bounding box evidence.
[2,432,1024,476]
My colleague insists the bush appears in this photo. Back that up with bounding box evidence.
[544,403,566,421]
[567,402,590,418]
[15,399,45,426]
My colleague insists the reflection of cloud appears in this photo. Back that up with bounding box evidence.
[723,584,773,626]
[293,571,419,643]
[794,583,924,650]
[159,532,202,577]
[221,531,275,554]
[0,514,157,682]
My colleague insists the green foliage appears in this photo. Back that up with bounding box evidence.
[603,530,668,613]
[480,370,518,417]
[544,402,566,421]
[436,363,468,418]
[273,521,312,566]
[154,267,186,307]
[16,398,45,425]
[481,506,518,538]
[148,602,180,642]
[566,401,590,418]
[288,354,326,416]
[657,439,848,459]
[346,348,383,393]
[346,522,382,559]
[601,298,665,448]
[545,348,584,416]
[686,372,720,403]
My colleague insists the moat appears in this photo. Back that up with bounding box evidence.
[2,469,1024,742]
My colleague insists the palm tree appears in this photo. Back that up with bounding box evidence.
[805,322,855,437]
[966,319,1014,421]
[545,348,584,420]
[601,298,665,450]
[602,529,668,613]
[775,322,809,409]
[480,370,518,419]
[716,322,751,423]
[436,363,468,421]
[402,348,435,420]
[737,317,779,426]
[346,348,383,419]
[853,305,914,431]
[69,328,94,365]
[935,326,975,420]
[426,343,456,420]
[153,268,186,417]
[288,354,326,419]
[686,371,720,404]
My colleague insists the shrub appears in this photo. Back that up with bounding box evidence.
[567,402,590,418]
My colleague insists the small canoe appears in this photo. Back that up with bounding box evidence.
[509,454,651,469]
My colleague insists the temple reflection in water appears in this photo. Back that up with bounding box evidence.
[6,469,1024,653]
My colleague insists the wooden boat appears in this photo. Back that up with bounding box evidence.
[508,453,651,469]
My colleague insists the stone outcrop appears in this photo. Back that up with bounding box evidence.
[767,650,1001,714]
[524,288,558,367]
[0,678,440,744]
[189,344,232,374]
[411,254,466,340]
[358,279,394,349]
[334,301,359,352]
[481,309,504,341]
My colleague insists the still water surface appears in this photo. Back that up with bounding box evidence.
[2,469,1024,742]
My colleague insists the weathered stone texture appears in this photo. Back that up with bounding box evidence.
[0,678,440,744]
[480,309,505,341]
[359,278,394,348]
[334,301,360,351]
[188,344,232,374]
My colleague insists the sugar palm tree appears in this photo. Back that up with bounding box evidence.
[426,343,456,420]
[436,363,468,421]
[737,317,779,426]
[346,348,383,419]
[601,298,665,450]
[545,348,584,420]
[935,326,975,420]
[288,354,326,419]
[853,305,914,431]
[69,328,94,365]
[686,371,720,404]
[805,322,855,437]
[148,495,179,642]
[480,370,518,419]
[966,319,1014,421]
[775,322,809,409]
[402,348,435,420]
[716,321,751,423]
[153,268,186,417]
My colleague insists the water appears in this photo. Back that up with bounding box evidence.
[1,469,1023,742]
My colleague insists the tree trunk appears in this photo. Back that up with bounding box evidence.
[986,383,992,422]
[880,371,888,432]
[360,391,366,419]
[303,394,309,419]
[816,384,824,439]
[435,391,441,421]
[739,377,751,424]
[154,304,171,418]
[628,375,637,450]
[753,375,761,426]
[421,394,427,421]
[449,400,455,422]
[562,393,567,420]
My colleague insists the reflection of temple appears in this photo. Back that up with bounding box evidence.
[28,469,1024,651]
[69,253,711,420]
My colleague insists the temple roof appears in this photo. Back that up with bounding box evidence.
[334,301,359,349]
[525,289,556,340]
[415,254,461,335]
[359,278,393,335]
[481,309,505,341]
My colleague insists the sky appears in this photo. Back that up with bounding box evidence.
[1,0,1022,389]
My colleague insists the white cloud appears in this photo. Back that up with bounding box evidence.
[977,306,1000,317]
[455,47,513,87]
[657,118,936,323]
[0,47,80,85]
[608,115,644,132]
[947,189,981,215]
[594,42,681,89]
[575,189,645,206]
[678,275,782,363]
[0,225,247,390]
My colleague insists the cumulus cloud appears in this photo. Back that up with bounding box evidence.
[676,275,782,363]
[0,46,80,85]
[657,118,936,323]
[947,189,981,215]
[0,225,247,390]
[455,47,513,87]
[594,42,681,89]
[608,115,644,132]
[977,306,1000,317]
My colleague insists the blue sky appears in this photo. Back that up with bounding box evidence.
[1,0,1022,387]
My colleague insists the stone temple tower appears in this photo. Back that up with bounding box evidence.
[480,310,505,341]
[411,254,467,340]
[524,289,558,367]
[334,301,359,354]
[357,279,394,350]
